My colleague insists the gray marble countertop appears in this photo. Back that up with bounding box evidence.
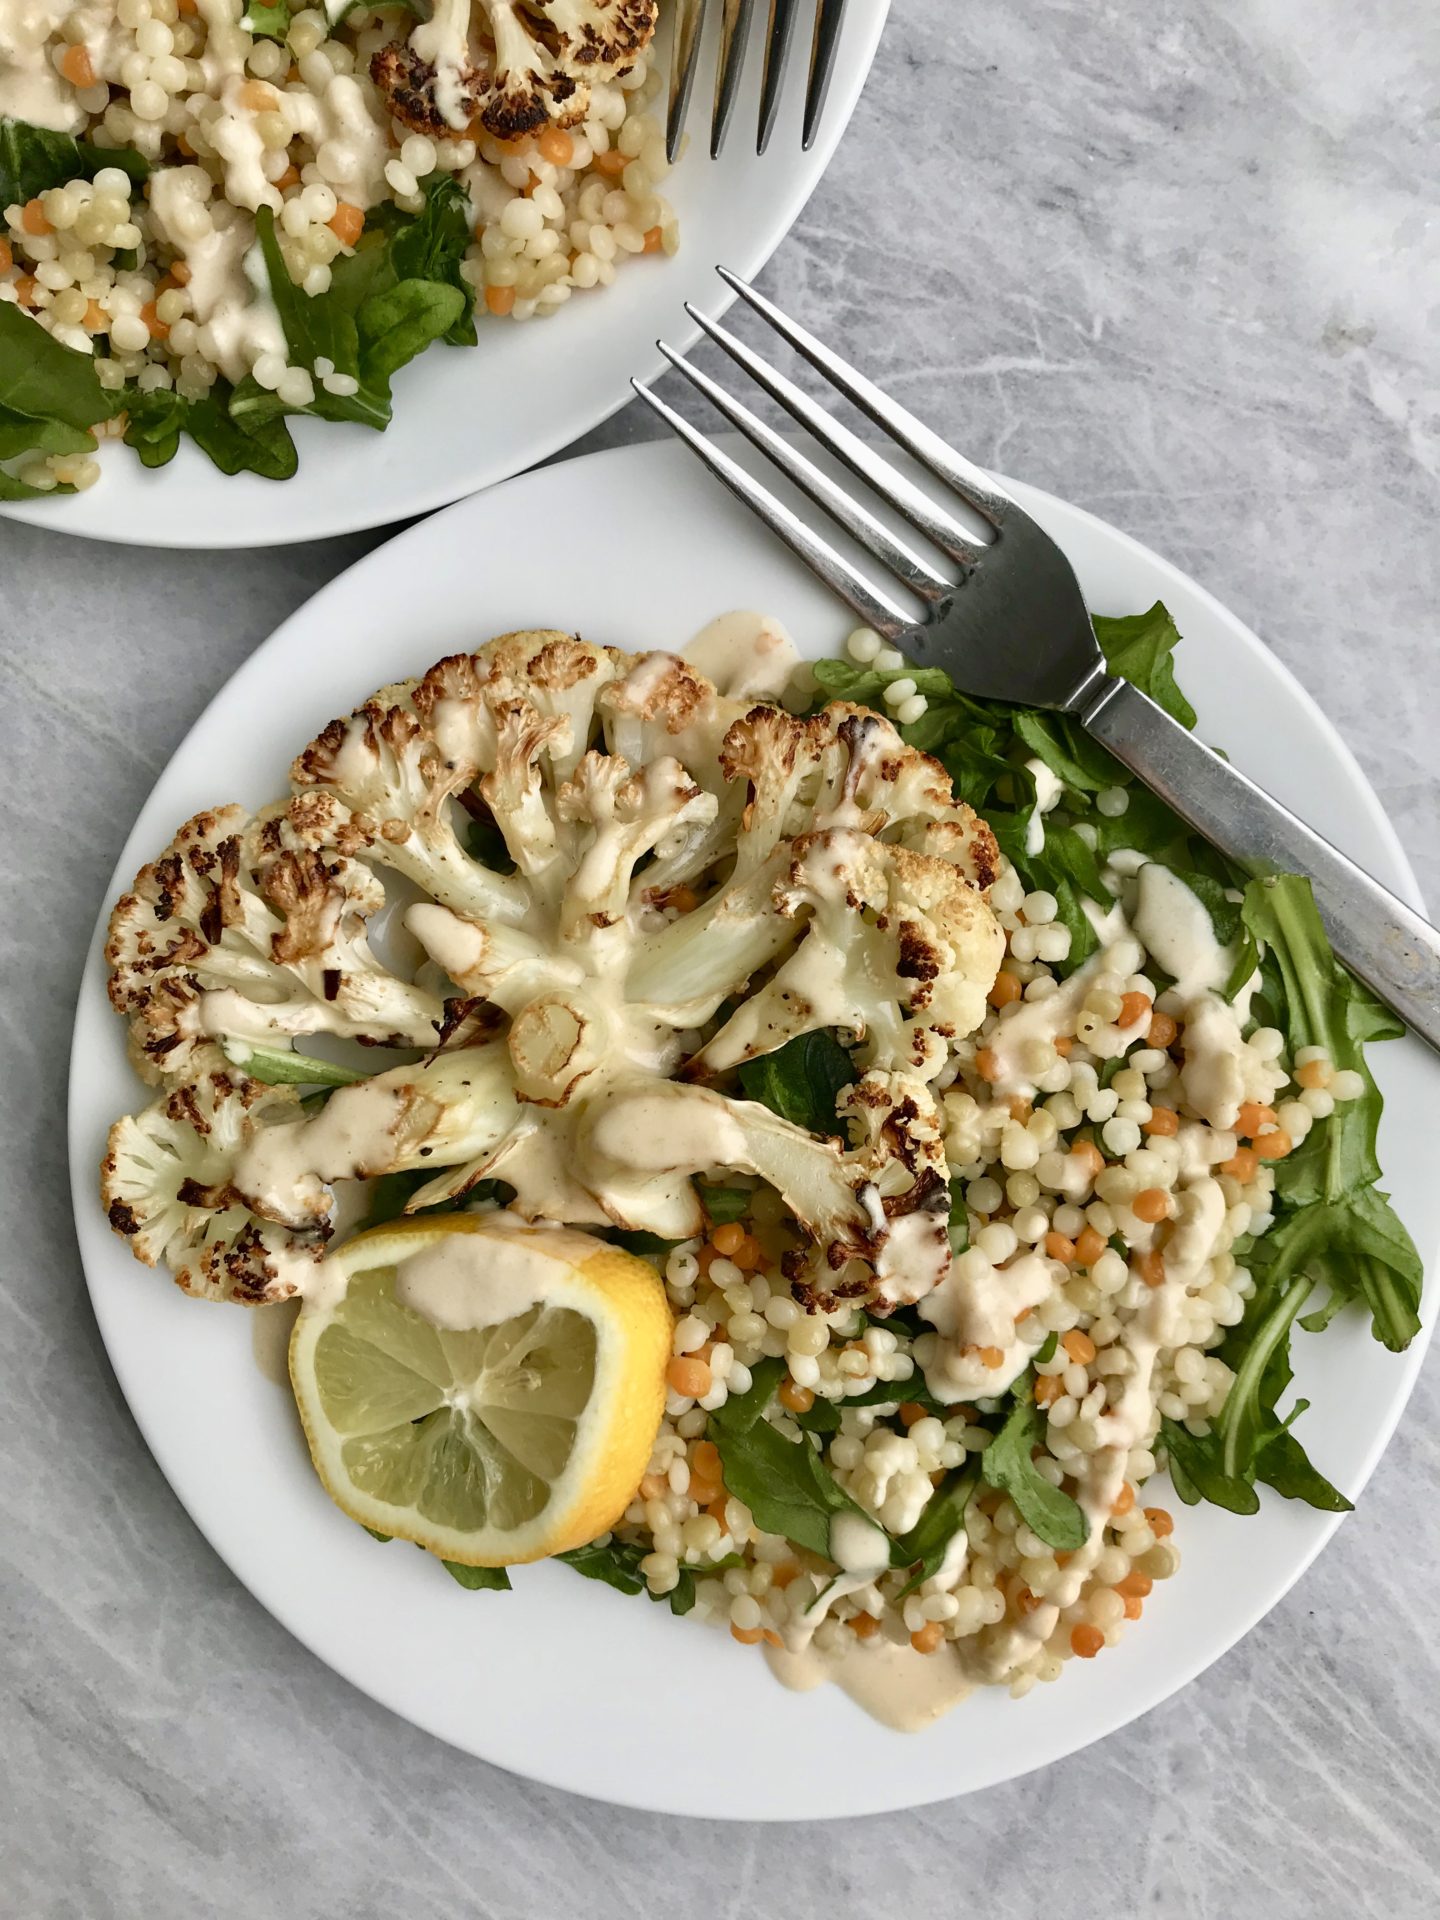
[3,2,1438,1914]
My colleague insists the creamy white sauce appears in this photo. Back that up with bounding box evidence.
[585,1085,749,1178]
[919,1249,1054,1400]
[873,1206,953,1309]
[1043,1175,1229,1608]
[1023,757,1063,858]
[828,1510,890,1575]
[406,900,490,987]
[148,170,285,383]
[764,1637,972,1732]
[922,1248,1053,1351]
[409,0,473,131]
[283,75,390,211]
[392,1216,606,1329]
[196,0,250,93]
[1177,992,1256,1131]
[237,1077,408,1224]
[683,611,801,700]
[984,934,1143,1099]
[0,2,71,129]
[209,69,282,211]
[1132,864,1231,1000]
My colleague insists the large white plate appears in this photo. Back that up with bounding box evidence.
[0,3,887,549]
[67,439,1437,1818]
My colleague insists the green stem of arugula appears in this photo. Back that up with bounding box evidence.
[1219,1271,1315,1481]
[219,1037,368,1087]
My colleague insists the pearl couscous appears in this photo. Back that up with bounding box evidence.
[0,0,674,492]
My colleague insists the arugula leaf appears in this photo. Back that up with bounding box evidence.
[441,1560,512,1591]
[1162,1417,1260,1514]
[378,173,479,346]
[0,304,121,495]
[979,1393,1087,1550]
[737,1029,855,1138]
[0,301,117,432]
[1241,874,1403,1210]
[0,117,147,205]
[1248,1189,1422,1358]
[791,1397,844,1434]
[219,1038,367,1087]
[1223,929,1261,1004]
[990,816,1110,971]
[892,1462,979,1596]
[946,1176,968,1255]
[1013,709,1121,794]
[362,1525,392,1541]
[249,202,467,434]
[241,1,291,36]
[556,1536,721,1616]
[605,1227,676,1258]
[1093,602,1198,728]
[123,382,299,480]
[354,1167,509,1231]
[464,811,518,874]
[556,1536,648,1595]
[0,408,95,461]
[709,1361,887,1561]
[699,1183,752,1225]
[359,279,466,389]
[1252,1421,1352,1511]
[1156,864,1242,945]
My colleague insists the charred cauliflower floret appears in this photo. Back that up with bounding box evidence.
[105,803,447,1082]
[101,1050,327,1302]
[374,0,658,141]
[688,829,1005,1082]
[102,630,1003,1316]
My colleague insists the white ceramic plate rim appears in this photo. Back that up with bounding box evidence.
[67,440,1437,1819]
[0,2,888,550]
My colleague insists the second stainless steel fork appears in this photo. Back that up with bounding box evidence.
[634,268,1440,1051]
[668,0,851,159]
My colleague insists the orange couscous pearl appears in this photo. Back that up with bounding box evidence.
[666,1356,712,1398]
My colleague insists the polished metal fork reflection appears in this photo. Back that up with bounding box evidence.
[667,0,850,159]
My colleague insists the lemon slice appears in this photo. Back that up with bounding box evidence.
[289,1213,672,1565]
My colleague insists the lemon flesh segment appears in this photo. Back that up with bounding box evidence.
[289,1218,672,1566]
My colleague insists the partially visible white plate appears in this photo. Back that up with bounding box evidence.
[67,439,1437,1818]
[0,4,886,549]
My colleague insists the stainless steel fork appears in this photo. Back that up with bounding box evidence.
[633,268,1440,1052]
[667,0,850,160]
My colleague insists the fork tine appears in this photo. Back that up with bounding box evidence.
[716,266,1015,527]
[631,378,914,636]
[802,0,848,150]
[684,302,986,565]
[657,342,950,598]
[711,0,757,158]
[756,0,800,155]
[667,0,708,165]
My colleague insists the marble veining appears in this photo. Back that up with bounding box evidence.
[1,1,1437,1912]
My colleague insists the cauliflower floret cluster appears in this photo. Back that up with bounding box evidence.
[375,0,659,141]
[102,630,1003,1310]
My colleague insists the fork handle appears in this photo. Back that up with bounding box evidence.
[1080,678,1440,1054]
